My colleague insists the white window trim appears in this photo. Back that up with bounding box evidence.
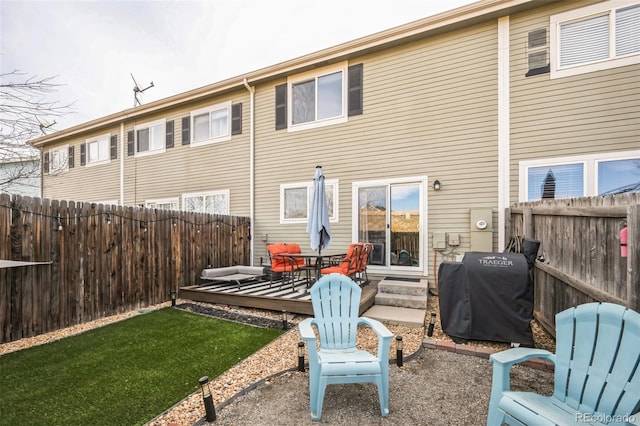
[49,144,69,174]
[287,61,348,132]
[190,101,232,146]
[280,179,339,224]
[550,0,640,79]
[519,149,640,201]
[85,133,111,167]
[134,118,166,157]
[145,198,179,210]
[182,190,230,215]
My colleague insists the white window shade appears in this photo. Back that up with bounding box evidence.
[560,14,609,67]
[616,4,640,56]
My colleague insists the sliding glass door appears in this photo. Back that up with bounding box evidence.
[354,177,426,272]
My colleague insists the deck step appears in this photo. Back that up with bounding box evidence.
[363,305,426,328]
[375,292,428,309]
[378,279,429,297]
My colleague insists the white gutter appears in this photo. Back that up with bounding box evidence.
[120,122,125,205]
[243,78,256,265]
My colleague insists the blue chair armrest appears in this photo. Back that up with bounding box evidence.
[490,347,555,368]
[299,318,319,365]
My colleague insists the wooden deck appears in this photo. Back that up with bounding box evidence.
[179,277,378,316]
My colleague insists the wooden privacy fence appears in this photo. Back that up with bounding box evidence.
[507,193,639,335]
[0,194,251,343]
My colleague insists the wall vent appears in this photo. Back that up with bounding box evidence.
[526,28,550,76]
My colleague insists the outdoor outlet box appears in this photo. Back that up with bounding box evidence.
[433,232,446,249]
[447,233,460,246]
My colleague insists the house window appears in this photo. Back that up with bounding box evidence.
[550,1,640,78]
[280,180,338,224]
[520,150,640,200]
[286,62,348,132]
[182,190,229,214]
[191,102,231,145]
[146,199,179,210]
[49,145,69,173]
[86,134,110,165]
[597,158,640,195]
[135,119,165,155]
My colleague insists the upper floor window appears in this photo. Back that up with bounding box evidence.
[146,198,178,210]
[192,102,231,145]
[520,150,640,201]
[280,180,338,223]
[45,145,70,174]
[135,119,165,156]
[551,1,640,78]
[275,62,363,132]
[183,190,229,215]
[85,134,110,165]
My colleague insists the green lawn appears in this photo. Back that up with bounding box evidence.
[0,308,283,425]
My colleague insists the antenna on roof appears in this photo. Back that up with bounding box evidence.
[130,73,154,107]
[36,116,57,135]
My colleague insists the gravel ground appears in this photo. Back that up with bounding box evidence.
[0,296,556,426]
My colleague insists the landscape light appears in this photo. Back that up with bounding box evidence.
[396,335,403,367]
[298,341,305,372]
[199,376,216,422]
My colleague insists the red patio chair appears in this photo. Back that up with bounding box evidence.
[356,242,372,284]
[320,243,361,279]
[267,243,299,290]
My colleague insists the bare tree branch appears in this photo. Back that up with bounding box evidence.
[0,69,74,193]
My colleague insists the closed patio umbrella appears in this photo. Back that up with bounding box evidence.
[307,165,331,255]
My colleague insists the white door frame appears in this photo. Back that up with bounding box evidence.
[352,175,428,276]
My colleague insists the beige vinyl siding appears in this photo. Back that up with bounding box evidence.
[252,20,500,266]
[42,90,252,215]
[122,92,251,213]
[42,127,121,202]
[509,0,640,201]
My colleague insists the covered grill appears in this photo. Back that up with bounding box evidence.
[438,252,534,346]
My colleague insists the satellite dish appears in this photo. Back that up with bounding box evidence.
[130,73,154,107]
[36,116,56,135]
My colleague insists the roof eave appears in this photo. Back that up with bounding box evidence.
[30,0,548,147]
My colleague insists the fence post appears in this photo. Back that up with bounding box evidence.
[627,204,639,312]
[523,207,534,238]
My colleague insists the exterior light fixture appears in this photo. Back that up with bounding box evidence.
[282,311,288,330]
[56,216,63,231]
[199,376,216,422]
[170,290,177,307]
[140,221,147,232]
[105,212,111,225]
[396,335,403,367]
[297,341,305,372]
[427,312,437,337]
[433,179,441,191]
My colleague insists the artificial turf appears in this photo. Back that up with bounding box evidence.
[0,308,283,425]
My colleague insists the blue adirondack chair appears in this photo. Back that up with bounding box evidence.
[298,273,394,420]
[487,302,640,426]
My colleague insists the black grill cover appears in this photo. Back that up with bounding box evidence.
[438,252,534,346]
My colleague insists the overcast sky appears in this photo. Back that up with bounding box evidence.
[1,0,476,132]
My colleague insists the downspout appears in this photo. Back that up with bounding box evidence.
[120,123,125,205]
[243,78,256,265]
[497,16,510,250]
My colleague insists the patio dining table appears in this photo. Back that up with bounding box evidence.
[277,252,346,288]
